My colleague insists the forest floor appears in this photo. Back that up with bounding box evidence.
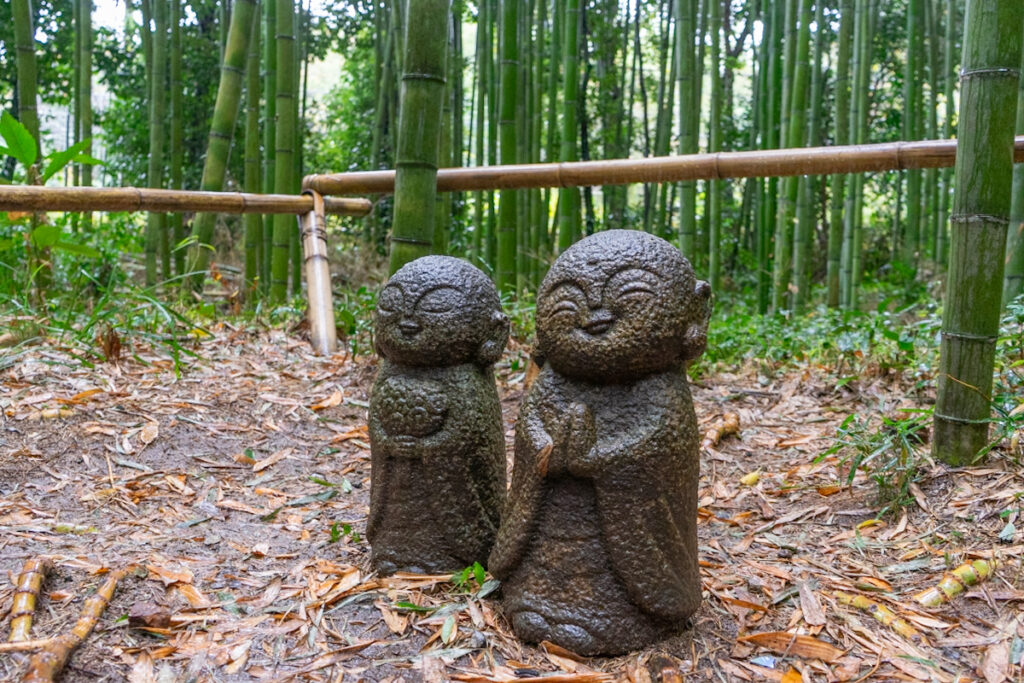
[1,324,1023,683]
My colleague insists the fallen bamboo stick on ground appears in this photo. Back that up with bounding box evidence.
[21,567,130,683]
[304,136,1024,195]
[8,558,52,644]
[0,186,372,216]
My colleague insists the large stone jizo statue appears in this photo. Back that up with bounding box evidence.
[489,230,711,656]
[368,256,509,575]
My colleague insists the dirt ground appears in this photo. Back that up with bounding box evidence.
[1,325,1023,682]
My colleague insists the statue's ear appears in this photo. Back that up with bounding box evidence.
[476,310,510,367]
[680,280,712,362]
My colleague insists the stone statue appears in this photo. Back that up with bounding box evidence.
[489,230,711,656]
[367,255,510,575]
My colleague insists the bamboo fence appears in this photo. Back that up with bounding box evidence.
[304,136,1024,195]
[0,186,372,215]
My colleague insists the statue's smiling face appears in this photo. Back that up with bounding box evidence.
[375,256,507,367]
[537,231,705,382]
[377,281,469,361]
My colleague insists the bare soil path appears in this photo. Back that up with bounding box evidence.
[2,327,1022,682]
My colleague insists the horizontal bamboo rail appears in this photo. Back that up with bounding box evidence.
[0,185,373,216]
[304,136,1024,195]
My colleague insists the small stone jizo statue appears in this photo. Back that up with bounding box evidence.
[489,230,711,656]
[368,256,509,575]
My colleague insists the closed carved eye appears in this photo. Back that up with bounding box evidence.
[617,282,655,299]
[378,285,404,313]
[417,286,460,313]
[551,299,579,316]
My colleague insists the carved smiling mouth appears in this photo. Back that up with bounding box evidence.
[583,319,613,335]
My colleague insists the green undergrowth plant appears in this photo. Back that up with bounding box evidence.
[694,294,942,384]
[819,408,932,517]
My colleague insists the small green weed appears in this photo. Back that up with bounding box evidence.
[819,409,931,517]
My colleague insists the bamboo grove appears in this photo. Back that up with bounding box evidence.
[3,0,1024,311]
[330,0,1024,313]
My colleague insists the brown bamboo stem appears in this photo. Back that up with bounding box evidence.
[299,191,337,356]
[22,567,130,683]
[0,187,371,216]
[304,136,1024,195]
[8,558,52,643]
[0,639,53,653]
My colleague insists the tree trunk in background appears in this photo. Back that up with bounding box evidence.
[496,0,519,292]
[828,0,852,308]
[1004,32,1024,306]
[557,0,581,252]
[185,0,257,290]
[244,1,263,296]
[168,0,184,276]
[261,0,277,291]
[933,0,1023,465]
[269,0,296,299]
[144,0,168,286]
[387,0,451,274]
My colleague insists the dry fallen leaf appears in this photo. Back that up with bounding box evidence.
[310,390,344,410]
[737,631,845,663]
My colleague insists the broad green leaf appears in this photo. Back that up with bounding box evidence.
[0,238,14,251]
[0,145,10,157]
[53,240,101,258]
[0,111,37,166]
[41,139,91,183]
[72,153,104,166]
[31,223,60,248]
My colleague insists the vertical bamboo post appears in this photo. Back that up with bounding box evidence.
[299,191,337,355]
[933,0,1023,465]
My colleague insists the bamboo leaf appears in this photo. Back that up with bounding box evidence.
[0,110,37,166]
[40,139,93,184]
[53,240,101,259]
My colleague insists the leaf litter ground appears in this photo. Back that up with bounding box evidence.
[2,326,1023,682]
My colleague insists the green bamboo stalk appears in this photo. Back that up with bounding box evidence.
[244,1,262,296]
[387,0,452,274]
[471,0,487,266]
[168,0,184,275]
[290,0,305,295]
[144,0,168,286]
[1003,32,1024,307]
[433,11,454,257]
[938,0,956,268]
[270,0,296,298]
[677,0,697,260]
[185,0,258,290]
[934,0,1023,464]
[261,0,277,290]
[78,0,93,232]
[793,0,824,312]
[772,0,810,312]
[708,0,722,289]
[369,2,394,244]
[924,0,940,262]
[557,0,581,252]
[754,0,770,312]
[828,0,853,308]
[902,0,923,272]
